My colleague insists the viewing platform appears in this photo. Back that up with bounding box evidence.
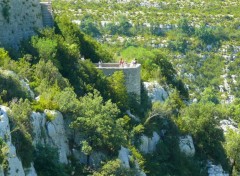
[95,63,141,69]
[95,63,141,96]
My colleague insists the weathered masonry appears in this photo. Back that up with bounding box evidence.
[0,0,53,48]
[40,1,54,27]
[96,63,141,96]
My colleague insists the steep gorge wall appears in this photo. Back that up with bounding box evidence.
[0,0,43,48]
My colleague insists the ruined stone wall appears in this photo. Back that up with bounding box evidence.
[0,0,43,48]
[97,64,141,96]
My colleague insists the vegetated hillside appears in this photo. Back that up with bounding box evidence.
[53,0,240,102]
[0,1,240,176]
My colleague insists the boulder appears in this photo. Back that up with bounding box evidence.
[25,163,37,176]
[140,132,160,154]
[118,146,130,168]
[31,110,70,164]
[207,161,229,176]
[90,152,107,168]
[179,135,195,157]
[220,119,238,133]
[143,81,168,102]
[0,106,25,176]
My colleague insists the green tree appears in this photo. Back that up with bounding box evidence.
[33,60,69,93]
[177,102,227,166]
[0,73,29,102]
[107,71,128,110]
[178,18,195,36]
[93,159,136,176]
[34,145,68,176]
[70,90,127,165]
[31,37,59,67]
[195,25,218,45]
[0,137,8,172]
[9,99,33,167]
[80,15,101,37]
[224,129,240,175]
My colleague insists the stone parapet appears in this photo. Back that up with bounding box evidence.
[96,63,141,96]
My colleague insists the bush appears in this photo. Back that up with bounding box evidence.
[8,99,34,167]
[0,73,30,102]
[0,137,8,172]
[34,145,68,176]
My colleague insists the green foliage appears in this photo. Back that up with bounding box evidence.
[31,37,60,68]
[80,15,101,37]
[45,110,57,121]
[195,25,219,45]
[93,159,136,176]
[200,87,220,104]
[0,48,11,67]
[145,138,206,176]
[8,99,34,168]
[178,18,195,36]
[168,34,188,54]
[0,137,8,171]
[107,71,129,110]
[0,73,29,103]
[81,140,93,156]
[177,102,228,168]
[224,129,240,175]
[33,60,69,92]
[129,146,145,168]
[56,16,112,63]
[34,145,68,176]
[70,90,127,152]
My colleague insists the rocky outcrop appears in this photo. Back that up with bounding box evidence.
[118,146,146,176]
[0,106,37,176]
[179,135,195,157]
[24,163,37,176]
[207,161,229,176]
[143,81,168,102]
[118,146,130,168]
[126,110,140,122]
[31,110,70,164]
[220,119,238,133]
[139,132,160,154]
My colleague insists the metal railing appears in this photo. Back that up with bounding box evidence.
[95,63,140,68]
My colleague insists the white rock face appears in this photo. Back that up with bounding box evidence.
[207,161,229,176]
[25,163,37,176]
[118,146,146,176]
[31,110,70,164]
[20,79,35,98]
[0,167,4,176]
[118,146,130,168]
[135,161,146,176]
[220,119,238,133]
[140,132,160,154]
[72,149,87,164]
[126,110,140,122]
[143,81,168,102]
[179,135,195,157]
[31,112,46,145]
[0,105,33,176]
